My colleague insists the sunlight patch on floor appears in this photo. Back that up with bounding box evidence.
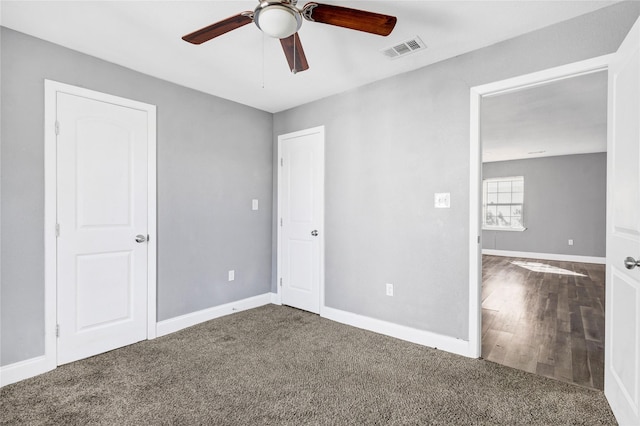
[510,260,587,277]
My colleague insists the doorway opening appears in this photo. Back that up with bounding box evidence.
[468,56,611,389]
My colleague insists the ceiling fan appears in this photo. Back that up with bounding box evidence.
[182,1,397,74]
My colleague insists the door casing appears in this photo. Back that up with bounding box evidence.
[468,54,613,358]
[44,80,157,370]
[276,125,325,313]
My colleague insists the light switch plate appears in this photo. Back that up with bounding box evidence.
[252,199,259,210]
[386,283,394,297]
[434,193,450,208]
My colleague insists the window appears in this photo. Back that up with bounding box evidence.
[483,176,525,231]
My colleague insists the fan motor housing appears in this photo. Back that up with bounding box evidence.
[254,1,303,39]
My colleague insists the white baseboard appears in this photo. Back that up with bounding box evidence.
[2,294,272,386]
[0,355,55,387]
[156,293,272,337]
[482,249,605,265]
[3,299,474,386]
[321,306,473,358]
[270,292,281,305]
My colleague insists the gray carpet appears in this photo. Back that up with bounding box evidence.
[1,305,616,425]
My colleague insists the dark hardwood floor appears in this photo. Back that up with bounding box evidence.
[481,255,605,390]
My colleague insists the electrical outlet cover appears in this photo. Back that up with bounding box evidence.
[434,193,450,208]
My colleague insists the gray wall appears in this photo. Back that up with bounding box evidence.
[273,2,640,339]
[1,28,273,365]
[482,153,606,257]
[2,1,639,367]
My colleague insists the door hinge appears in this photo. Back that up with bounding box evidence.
[279,278,283,287]
[56,223,60,237]
[147,234,150,242]
[477,236,480,244]
[280,158,283,167]
[280,218,283,227]
[55,121,60,135]
[56,324,60,337]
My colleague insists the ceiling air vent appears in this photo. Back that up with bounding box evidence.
[381,36,427,59]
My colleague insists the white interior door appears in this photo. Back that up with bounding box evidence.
[56,92,149,365]
[605,16,640,425]
[278,126,324,314]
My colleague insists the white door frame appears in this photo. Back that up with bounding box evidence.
[468,54,612,358]
[44,80,157,371]
[276,125,325,313]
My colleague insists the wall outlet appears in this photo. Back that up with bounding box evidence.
[252,199,259,210]
[386,283,394,297]
[434,192,450,208]
[228,270,235,281]
[568,239,574,246]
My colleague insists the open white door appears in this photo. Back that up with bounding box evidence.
[278,126,324,314]
[605,16,640,425]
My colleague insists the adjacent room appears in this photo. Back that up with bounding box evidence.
[479,71,607,389]
[1,1,639,424]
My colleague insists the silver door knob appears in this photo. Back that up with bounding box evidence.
[311,230,318,237]
[624,256,640,270]
[135,234,147,243]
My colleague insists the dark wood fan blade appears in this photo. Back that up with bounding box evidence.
[182,12,253,44]
[302,3,396,36]
[280,33,309,74]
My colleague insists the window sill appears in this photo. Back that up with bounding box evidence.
[482,227,527,232]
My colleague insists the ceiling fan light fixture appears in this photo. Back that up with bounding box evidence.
[183,1,398,74]
[254,3,302,39]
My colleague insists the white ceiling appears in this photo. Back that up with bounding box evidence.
[482,70,608,163]
[0,0,618,113]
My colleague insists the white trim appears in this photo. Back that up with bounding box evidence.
[469,83,482,359]
[3,293,271,385]
[483,175,523,183]
[270,292,281,305]
[321,306,472,358]
[156,294,272,337]
[276,125,325,314]
[44,80,157,372]
[146,105,158,340]
[0,356,53,388]
[482,249,606,264]
[469,54,612,359]
[482,227,527,232]
[44,81,59,376]
[475,57,612,98]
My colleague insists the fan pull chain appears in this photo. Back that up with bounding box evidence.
[261,32,265,89]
